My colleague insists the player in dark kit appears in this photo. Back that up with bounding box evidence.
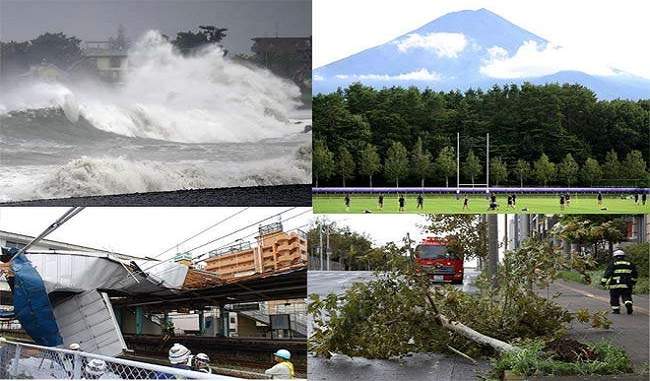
[507,194,513,209]
[463,195,469,210]
[417,193,424,209]
[634,192,639,205]
[488,193,498,211]
[398,194,405,213]
[511,193,517,207]
[597,192,603,207]
[643,192,647,206]
[344,193,350,212]
[559,194,565,210]
[378,193,384,210]
[565,193,571,207]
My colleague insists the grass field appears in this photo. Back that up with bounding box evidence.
[313,194,650,214]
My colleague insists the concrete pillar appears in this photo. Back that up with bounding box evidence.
[219,307,229,337]
[135,307,143,335]
[198,310,205,336]
[521,214,530,242]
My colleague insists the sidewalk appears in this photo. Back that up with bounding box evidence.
[539,280,649,369]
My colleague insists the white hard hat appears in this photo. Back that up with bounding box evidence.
[169,343,191,364]
[195,353,209,362]
[613,249,625,257]
[85,359,107,376]
[274,349,291,360]
[69,343,80,350]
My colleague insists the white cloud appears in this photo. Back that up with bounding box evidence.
[313,74,325,81]
[394,32,468,58]
[334,68,442,81]
[480,40,618,79]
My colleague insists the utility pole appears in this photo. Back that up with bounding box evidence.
[488,213,498,288]
[326,227,331,271]
[319,224,324,271]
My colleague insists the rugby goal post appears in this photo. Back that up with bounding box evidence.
[456,132,490,193]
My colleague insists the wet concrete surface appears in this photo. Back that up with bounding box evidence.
[308,270,488,381]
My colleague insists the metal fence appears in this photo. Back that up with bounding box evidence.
[0,339,245,379]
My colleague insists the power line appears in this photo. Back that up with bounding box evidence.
[182,207,297,256]
[193,209,312,263]
[138,207,298,275]
[153,207,250,259]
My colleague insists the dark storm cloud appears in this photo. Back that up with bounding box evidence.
[0,0,311,54]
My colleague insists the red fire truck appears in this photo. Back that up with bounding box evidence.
[414,237,464,284]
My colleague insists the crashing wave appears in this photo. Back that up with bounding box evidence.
[0,31,302,143]
[34,156,210,198]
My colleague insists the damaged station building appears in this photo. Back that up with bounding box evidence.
[0,222,308,376]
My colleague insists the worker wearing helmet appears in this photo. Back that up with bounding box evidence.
[192,353,212,374]
[168,343,192,370]
[154,343,193,379]
[601,249,638,314]
[84,359,108,379]
[264,349,294,379]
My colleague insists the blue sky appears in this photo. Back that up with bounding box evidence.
[314,0,650,79]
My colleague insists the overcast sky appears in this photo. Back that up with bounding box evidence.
[0,0,311,55]
[0,207,312,260]
[321,214,429,247]
[314,0,650,79]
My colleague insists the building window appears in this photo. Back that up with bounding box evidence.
[230,317,236,324]
[109,57,121,68]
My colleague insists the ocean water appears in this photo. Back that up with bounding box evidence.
[0,31,311,201]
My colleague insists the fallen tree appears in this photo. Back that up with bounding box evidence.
[309,237,611,360]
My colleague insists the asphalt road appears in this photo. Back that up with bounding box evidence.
[308,270,489,381]
[0,184,311,206]
[308,269,480,296]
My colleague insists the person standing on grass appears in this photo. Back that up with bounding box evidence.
[463,195,469,210]
[642,192,647,206]
[511,193,517,207]
[507,194,513,209]
[344,193,350,212]
[488,193,498,211]
[634,192,639,205]
[416,193,424,209]
[378,193,384,210]
[398,194,405,213]
[597,191,603,207]
[559,193,565,210]
[601,249,638,315]
[565,192,571,207]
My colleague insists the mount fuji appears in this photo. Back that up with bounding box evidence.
[313,8,650,99]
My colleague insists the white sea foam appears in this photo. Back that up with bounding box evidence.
[0,152,310,200]
[0,31,302,143]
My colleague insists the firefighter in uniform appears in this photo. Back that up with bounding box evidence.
[601,249,638,314]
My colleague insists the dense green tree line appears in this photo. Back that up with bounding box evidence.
[313,82,650,187]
